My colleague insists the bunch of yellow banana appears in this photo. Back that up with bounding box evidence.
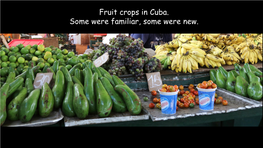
[164,39,180,49]
[155,45,170,55]
[154,54,167,62]
[239,41,262,64]
[171,44,206,73]
[203,45,225,68]
[220,46,241,65]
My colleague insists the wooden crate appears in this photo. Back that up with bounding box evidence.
[33,37,59,47]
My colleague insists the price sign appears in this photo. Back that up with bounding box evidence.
[33,73,53,89]
[146,72,163,92]
[93,52,109,67]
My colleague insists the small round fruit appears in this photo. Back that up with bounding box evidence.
[143,97,149,101]
[215,93,218,98]
[156,103,161,109]
[184,102,190,108]
[201,81,208,89]
[179,85,184,90]
[208,80,214,84]
[178,102,184,108]
[162,84,167,88]
[190,89,195,93]
[185,91,190,95]
[9,55,17,62]
[189,103,195,108]
[195,99,199,105]
[149,103,155,109]
[193,90,198,96]
[215,99,222,104]
[160,88,167,92]
[17,57,25,64]
[222,100,228,106]
[153,98,159,103]
[207,81,213,87]
[169,86,175,92]
[211,83,217,88]
[197,83,201,88]
[174,85,178,90]
[151,90,157,96]
[218,96,223,102]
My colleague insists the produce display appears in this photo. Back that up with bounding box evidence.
[0,33,262,127]
[210,63,263,100]
[147,81,228,111]
[154,33,262,73]
[0,58,142,125]
[87,34,162,81]
[0,43,91,86]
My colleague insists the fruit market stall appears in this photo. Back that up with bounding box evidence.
[2,109,63,127]
[136,84,261,122]
[0,33,262,127]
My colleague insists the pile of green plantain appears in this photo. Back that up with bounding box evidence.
[0,60,142,126]
[210,63,263,100]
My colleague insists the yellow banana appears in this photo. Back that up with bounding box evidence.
[171,57,177,70]
[240,46,249,54]
[182,56,187,73]
[206,54,223,62]
[190,54,204,67]
[190,50,205,58]
[241,49,249,60]
[209,45,222,56]
[230,38,238,44]
[209,34,220,38]
[257,43,262,50]
[232,61,237,65]
[182,44,195,50]
[179,55,184,72]
[176,53,181,68]
[208,58,216,68]
[215,61,222,67]
[188,56,199,70]
[226,60,232,65]
[154,54,167,61]
[196,35,202,41]
[202,44,209,49]
[253,50,258,64]
[171,40,179,49]
[222,53,233,61]
[177,46,182,55]
[255,49,262,61]
[192,47,206,55]
[236,42,247,52]
[189,40,203,48]
[204,58,211,68]
[226,46,235,52]
[232,55,239,63]
[181,47,187,54]
[230,52,241,60]
[249,50,255,64]
[244,51,250,63]
[186,57,192,73]
[220,58,226,65]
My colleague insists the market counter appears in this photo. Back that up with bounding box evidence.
[59,107,261,127]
